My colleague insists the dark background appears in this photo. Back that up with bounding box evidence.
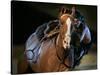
[11,1,97,45]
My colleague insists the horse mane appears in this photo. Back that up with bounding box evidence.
[35,23,47,41]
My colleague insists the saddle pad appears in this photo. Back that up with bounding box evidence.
[25,33,41,63]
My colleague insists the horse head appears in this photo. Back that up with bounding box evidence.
[58,6,75,50]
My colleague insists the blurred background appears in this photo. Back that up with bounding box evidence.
[11,1,97,74]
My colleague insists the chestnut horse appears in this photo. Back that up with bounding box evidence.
[25,7,75,72]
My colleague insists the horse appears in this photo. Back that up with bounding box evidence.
[24,7,75,72]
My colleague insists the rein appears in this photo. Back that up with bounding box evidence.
[55,34,72,69]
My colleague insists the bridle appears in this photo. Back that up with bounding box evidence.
[55,33,72,70]
[55,14,74,69]
[60,14,74,21]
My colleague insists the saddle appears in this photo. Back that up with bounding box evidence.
[25,20,60,63]
[44,20,60,38]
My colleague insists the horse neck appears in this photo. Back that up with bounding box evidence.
[56,32,65,60]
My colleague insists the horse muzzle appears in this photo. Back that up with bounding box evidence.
[63,36,71,50]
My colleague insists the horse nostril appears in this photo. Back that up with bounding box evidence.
[64,40,66,43]
[64,40,69,45]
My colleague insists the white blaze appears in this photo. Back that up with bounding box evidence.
[63,18,71,49]
[66,18,71,36]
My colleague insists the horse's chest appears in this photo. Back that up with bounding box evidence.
[39,40,60,71]
[41,43,57,64]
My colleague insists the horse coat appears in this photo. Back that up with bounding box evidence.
[25,20,60,63]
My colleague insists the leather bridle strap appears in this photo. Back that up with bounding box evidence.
[56,49,72,68]
[55,35,72,68]
[60,14,74,21]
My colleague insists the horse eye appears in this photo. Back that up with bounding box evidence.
[61,21,64,25]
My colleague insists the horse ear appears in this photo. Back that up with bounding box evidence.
[71,6,76,17]
[62,7,67,14]
[58,6,66,17]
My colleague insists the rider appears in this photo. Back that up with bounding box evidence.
[72,9,92,59]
